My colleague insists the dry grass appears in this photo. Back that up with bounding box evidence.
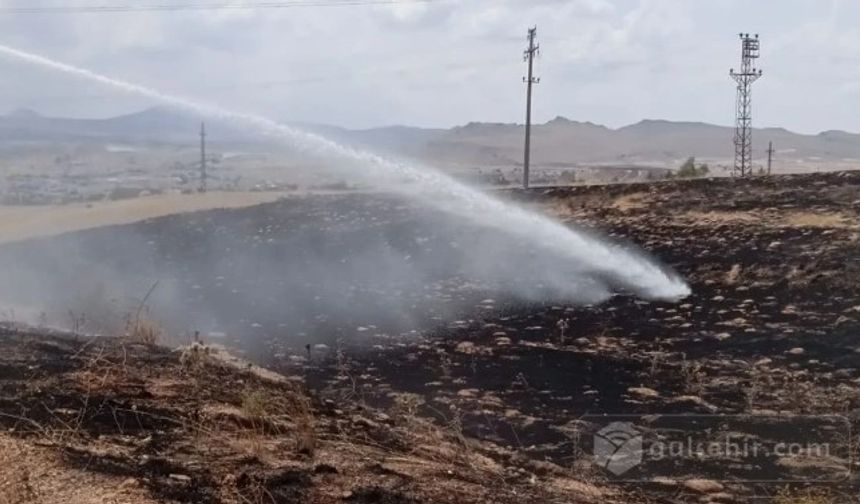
[125,315,164,345]
[680,355,706,396]
[682,209,859,230]
[773,487,837,504]
[233,383,315,459]
[611,193,650,212]
[684,210,761,225]
[0,191,287,245]
[0,434,158,504]
[783,212,855,229]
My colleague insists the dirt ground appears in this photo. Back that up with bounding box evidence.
[1,171,859,503]
[0,329,612,504]
[0,191,286,244]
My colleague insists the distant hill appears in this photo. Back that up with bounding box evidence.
[1,107,859,171]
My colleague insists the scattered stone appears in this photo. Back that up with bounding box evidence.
[455,341,477,354]
[628,387,660,399]
[683,479,724,494]
[726,264,742,284]
[352,416,380,430]
[120,478,140,488]
[651,476,678,487]
[787,347,806,356]
[714,332,732,341]
[707,492,736,502]
[668,395,718,413]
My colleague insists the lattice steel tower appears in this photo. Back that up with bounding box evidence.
[730,33,763,177]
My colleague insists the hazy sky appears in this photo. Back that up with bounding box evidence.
[0,0,856,133]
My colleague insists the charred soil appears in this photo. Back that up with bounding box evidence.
[1,171,860,503]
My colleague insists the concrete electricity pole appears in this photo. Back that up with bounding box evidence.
[766,141,774,175]
[199,122,207,193]
[522,26,540,189]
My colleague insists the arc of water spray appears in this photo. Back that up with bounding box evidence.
[0,43,689,301]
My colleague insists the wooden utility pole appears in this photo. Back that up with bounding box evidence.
[199,122,207,193]
[766,141,774,175]
[522,26,540,189]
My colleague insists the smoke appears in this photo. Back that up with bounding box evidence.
[0,43,689,341]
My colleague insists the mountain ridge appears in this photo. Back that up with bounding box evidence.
[1,107,858,169]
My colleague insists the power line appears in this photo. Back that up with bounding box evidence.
[0,0,444,14]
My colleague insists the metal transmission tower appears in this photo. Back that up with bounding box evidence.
[729,33,763,177]
[522,26,540,189]
[199,122,207,193]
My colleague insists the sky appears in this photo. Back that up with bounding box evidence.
[0,0,856,133]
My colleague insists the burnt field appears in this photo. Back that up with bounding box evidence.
[1,171,860,502]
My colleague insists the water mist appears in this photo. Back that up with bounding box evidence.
[0,43,690,305]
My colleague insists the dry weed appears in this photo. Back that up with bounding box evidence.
[773,487,836,504]
[125,313,164,345]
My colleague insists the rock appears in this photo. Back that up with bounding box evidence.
[683,479,724,494]
[169,474,192,483]
[495,336,512,346]
[668,395,718,413]
[714,332,732,341]
[120,478,140,488]
[651,476,678,487]
[787,347,805,356]
[455,341,476,354]
[628,387,660,399]
[456,388,479,398]
[725,264,742,284]
[352,416,380,429]
[782,305,798,315]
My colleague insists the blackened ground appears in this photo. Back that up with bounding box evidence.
[1,171,859,502]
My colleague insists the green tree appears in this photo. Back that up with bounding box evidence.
[676,157,710,178]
